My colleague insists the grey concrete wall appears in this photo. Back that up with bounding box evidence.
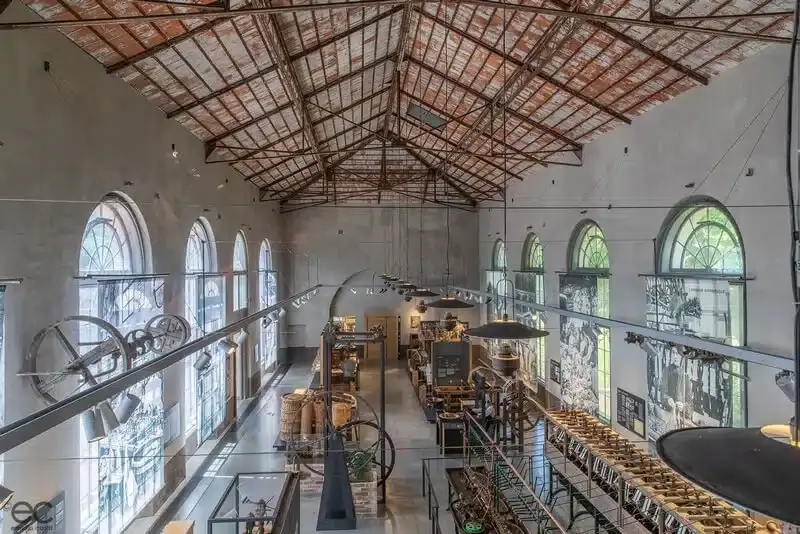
[0,1,283,531]
[478,45,794,434]
[282,205,480,347]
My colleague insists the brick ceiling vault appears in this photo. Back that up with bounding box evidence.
[10,0,794,209]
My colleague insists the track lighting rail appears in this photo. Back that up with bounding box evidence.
[0,285,321,455]
[453,285,793,372]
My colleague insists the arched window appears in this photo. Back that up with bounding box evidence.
[516,233,546,383]
[560,221,611,423]
[488,239,508,321]
[571,223,610,271]
[647,199,747,436]
[184,218,226,443]
[78,193,163,534]
[233,232,248,311]
[491,239,507,270]
[259,240,278,375]
[662,205,743,274]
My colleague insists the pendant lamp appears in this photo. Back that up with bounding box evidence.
[462,7,544,342]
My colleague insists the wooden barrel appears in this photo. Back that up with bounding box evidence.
[300,401,314,438]
[279,393,304,441]
[332,402,350,428]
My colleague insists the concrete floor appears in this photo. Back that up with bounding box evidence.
[168,355,456,534]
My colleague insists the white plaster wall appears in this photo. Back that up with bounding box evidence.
[478,45,795,438]
[282,205,480,347]
[0,1,283,530]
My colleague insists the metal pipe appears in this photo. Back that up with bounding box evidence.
[0,285,320,455]
[454,285,794,371]
[0,0,792,44]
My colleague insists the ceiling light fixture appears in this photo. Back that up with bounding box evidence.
[194,351,213,370]
[115,392,142,425]
[217,338,238,354]
[81,407,105,443]
[278,307,286,318]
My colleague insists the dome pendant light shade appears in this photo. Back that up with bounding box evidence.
[465,313,548,340]
[427,295,473,309]
[657,426,800,525]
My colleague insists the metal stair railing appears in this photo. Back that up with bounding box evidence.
[464,411,568,534]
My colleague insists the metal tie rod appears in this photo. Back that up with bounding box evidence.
[0,285,321,455]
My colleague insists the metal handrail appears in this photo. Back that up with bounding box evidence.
[463,410,569,533]
[0,285,321,454]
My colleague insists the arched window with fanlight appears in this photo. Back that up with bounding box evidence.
[233,232,248,311]
[646,199,747,440]
[77,193,164,534]
[515,233,546,383]
[184,218,226,444]
[488,239,508,321]
[259,240,278,377]
[560,221,611,422]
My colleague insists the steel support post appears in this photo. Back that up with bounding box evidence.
[379,337,387,505]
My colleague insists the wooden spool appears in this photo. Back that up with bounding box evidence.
[332,402,351,428]
[279,393,304,441]
[300,401,314,438]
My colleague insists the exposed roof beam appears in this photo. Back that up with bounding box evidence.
[429,12,579,178]
[399,89,546,166]
[205,54,395,154]
[278,135,377,203]
[387,133,498,196]
[547,0,708,85]
[415,8,632,125]
[312,87,392,134]
[301,6,403,60]
[395,115,526,182]
[406,56,580,150]
[405,148,492,202]
[205,100,295,150]
[382,3,413,138]
[253,4,327,181]
[216,91,389,163]
[167,63,278,119]
[106,13,241,74]
[242,116,383,182]
[5,1,792,45]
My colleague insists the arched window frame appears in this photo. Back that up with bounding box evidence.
[259,240,278,373]
[488,239,508,322]
[491,238,507,271]
[78,193,163,534]
[563,220,611,423]
[516,233,546,383]
[184,218,225,443]
[654,198,747,429]
[233,231,248,311]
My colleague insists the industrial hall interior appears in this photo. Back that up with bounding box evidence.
[3,0,800,531]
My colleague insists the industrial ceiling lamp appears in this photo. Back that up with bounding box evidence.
[194,350,213,370]
[464,7,544,342]
[115,392,142,425]
[426,23,470,311]
[656,12,800,526]
[217,338,238,354]
[97,400,120,432]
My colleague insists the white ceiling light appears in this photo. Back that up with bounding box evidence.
[194,351,213,370]
[235,328,248,344]
[97,400,120,432]
[278,307,286,318]
[217,338,238,354]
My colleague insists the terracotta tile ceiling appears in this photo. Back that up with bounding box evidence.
[12,0,795,208]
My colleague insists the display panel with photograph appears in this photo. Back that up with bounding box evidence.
[644,276,746,441]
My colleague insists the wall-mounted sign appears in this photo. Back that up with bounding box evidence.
[617,388,647,439]
[550,360,561,385]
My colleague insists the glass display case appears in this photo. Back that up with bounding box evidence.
[207,471,300,534]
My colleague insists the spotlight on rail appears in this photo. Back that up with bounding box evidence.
[115,392,142,425]
[279,307,287,318]
[194,350,213,371]
[82,407,106,443]
[217,338,238,355]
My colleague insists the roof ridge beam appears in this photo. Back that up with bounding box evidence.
[415,8,632,124]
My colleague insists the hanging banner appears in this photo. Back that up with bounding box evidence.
[559,274,603,414]
[644,277,746,441]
